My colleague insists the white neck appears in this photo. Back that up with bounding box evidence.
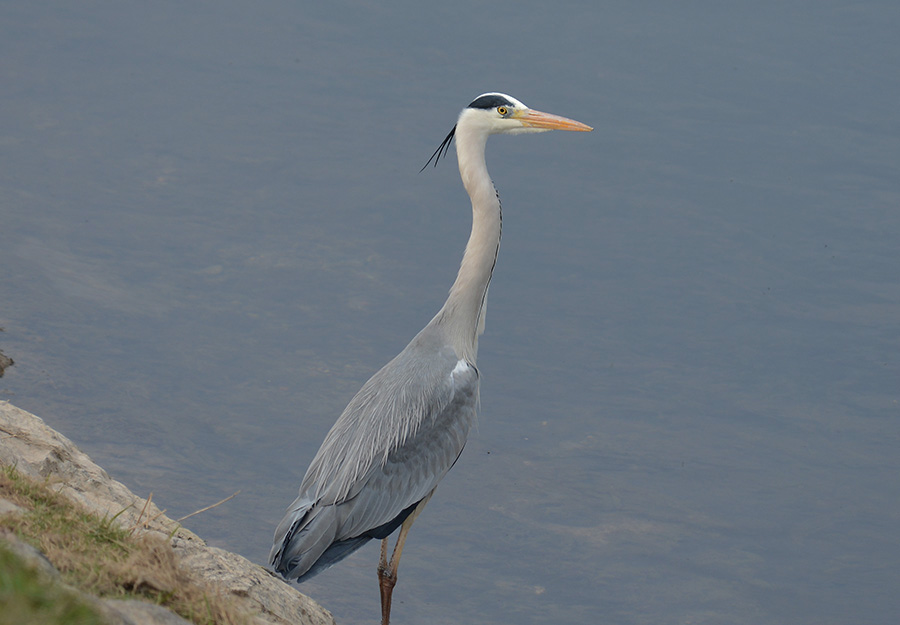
[431,122,502,363]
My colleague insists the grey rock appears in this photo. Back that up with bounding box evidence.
[1,532,192,625]
[0,496,27,516]
[96,598,197,625]
[0,531,62,580]
[0,400,336,625]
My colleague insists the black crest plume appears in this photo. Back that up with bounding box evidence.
[420,125,456,172]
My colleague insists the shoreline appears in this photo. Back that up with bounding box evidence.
[0,400,335,625]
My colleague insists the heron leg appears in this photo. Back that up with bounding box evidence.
[378,537,394,625]
[376,493,433,625]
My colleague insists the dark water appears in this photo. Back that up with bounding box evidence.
[2,3,899,624]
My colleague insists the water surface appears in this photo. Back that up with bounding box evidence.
[2,3,899,624]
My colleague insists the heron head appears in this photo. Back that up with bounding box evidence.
[420,92,592,171]
[462,92,593,135]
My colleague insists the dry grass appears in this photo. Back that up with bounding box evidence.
[0,545,105,625]
[0,464,254,625]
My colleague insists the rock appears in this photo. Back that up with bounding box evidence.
[0,400,336,625]
[1,530,62,581]
[0,347,12,377]
[0,496,27,517]
[97,599,196,625]
[176,545,335,625]
[0,533,192,625]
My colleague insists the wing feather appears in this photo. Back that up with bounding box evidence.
[270,328,479,580]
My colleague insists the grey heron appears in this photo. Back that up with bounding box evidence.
[270,92,591,624]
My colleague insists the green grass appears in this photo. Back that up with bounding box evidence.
[0,545,105,625]
[0,464,252,625]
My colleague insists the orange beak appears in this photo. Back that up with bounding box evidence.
[517,109,593,132]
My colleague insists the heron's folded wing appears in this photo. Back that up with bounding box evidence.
[336,359,478,538]
[303,341,479,539]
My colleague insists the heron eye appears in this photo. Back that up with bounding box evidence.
[497,106,508,116]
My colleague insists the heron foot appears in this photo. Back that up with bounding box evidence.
[375,496,433,625]
[378,562,397,625]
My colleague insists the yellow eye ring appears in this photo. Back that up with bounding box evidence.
[497,106,508,116]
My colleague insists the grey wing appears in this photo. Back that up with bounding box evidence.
[270,341,479,581]
[335,359,479,539]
